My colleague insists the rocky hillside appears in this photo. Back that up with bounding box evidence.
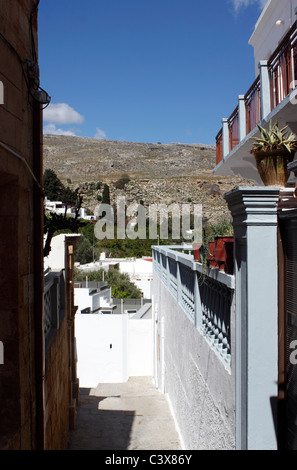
[43,135,255,224]
[43,135,217,180]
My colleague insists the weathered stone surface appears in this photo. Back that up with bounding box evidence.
[43,135,255,224]
[43,135,216,181]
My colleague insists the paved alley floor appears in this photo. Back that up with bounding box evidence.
[68,376,182,451]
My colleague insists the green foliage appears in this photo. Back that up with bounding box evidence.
[205,216,233,241]
[75,222,101,264]
[251,120,297,153]
[94,213,185,258]
[43,169,77,207]
[43,170,84,257]
[43,168,65,201]
[102,184,110,205]
[73,267,142,299]
[62,186,77,207]
[75,237,94,265]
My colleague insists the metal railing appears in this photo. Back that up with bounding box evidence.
[228,105,240,151]
[152,245,234,368]
[245,76,261,135]
[215,21,297,165]
[216,128,223,165]
[43,270,65,348]
[269,21,297,110]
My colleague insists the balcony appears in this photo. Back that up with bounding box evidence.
[215,20,297,182]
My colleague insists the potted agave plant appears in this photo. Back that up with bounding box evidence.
[250,120,297,187]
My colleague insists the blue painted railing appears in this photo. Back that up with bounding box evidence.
[152,245,235,369]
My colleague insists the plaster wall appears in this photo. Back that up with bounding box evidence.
[119,259,153,298]
[74,288,93,313]
[75,314,153,388]
[152,277,235,450]
[130,277,152,299]
[128,319,153,376]
[119,258,153,275]
[249,0,297,76]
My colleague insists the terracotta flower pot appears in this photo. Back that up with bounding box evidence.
[253,149,295,187]
[214,236,234,274]
[208,241,218,268]
[192,242,200,261]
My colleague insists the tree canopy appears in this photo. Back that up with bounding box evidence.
[44,168,77,207]
[74,267,142,299]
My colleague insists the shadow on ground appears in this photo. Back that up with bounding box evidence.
[68,377,182,451]
[68,388,135,450]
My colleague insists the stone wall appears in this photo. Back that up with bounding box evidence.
[44,309,70,450]
[0,0,42,450]
[152,276,235,450]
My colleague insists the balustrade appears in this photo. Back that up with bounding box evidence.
[153,246,234,368]
[43,270,65,347]
[215,22,297,166]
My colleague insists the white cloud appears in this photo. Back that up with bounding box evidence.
[43,123,77,136]
[230,0,266,14]
[43,102,84,125]
[94,127,107,140]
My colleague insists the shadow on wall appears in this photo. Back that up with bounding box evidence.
[68,388,135,450]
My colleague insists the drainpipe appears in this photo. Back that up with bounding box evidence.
[33,98,45,450]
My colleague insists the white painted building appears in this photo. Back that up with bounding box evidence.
[45,197,89,219]
[45,233,153,390]
[76,254,153,299]
[214,0,297,184]
[117,257,153,299]
[74,283,116,314]
[44,233,82,271]
[75,313,153,387]
[249,0,297,76]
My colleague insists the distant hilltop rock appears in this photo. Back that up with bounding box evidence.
[43,134,216,183]
[43,134,255,224]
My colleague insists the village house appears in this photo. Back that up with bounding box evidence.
[2,0,297,452]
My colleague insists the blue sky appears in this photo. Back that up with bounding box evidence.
[38,0,266,145]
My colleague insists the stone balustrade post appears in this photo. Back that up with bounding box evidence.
[224,186,281,450]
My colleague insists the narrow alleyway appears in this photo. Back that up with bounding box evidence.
[68,376,182,450]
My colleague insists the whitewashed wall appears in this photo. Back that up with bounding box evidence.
[75,314,153,388]
[128,319,153,376]
[119,258,153,298]
[249,0,297,75]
